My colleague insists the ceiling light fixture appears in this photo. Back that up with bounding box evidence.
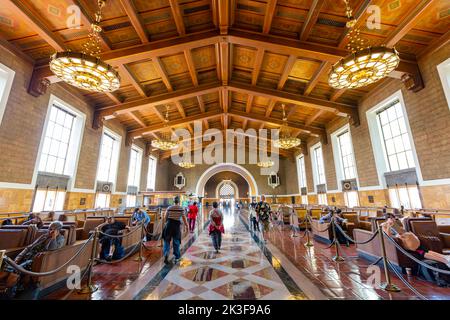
[50,0,120,93]
[273,104,301,150]
[328,0,400,90]
[151,105,179,151]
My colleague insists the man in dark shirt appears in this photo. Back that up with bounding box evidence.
[99,216,130,261]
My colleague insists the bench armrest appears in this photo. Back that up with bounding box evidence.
[440,232,450,248]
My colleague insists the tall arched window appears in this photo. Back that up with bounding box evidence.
[219,182,235,198]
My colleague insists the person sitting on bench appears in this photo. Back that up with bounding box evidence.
[99,216,130,261]
[0,221,65,294]
[319,208,350,246]
[381,218,450,268]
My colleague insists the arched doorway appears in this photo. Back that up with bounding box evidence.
[216,180,239,199]
[195,163,258,197]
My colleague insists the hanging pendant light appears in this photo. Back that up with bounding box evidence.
[328,0,400,90]
[178,161,196,169]
[257,160,274,168]
[50,0,120,93]
[273,104,301,150]
[151,105,179,151]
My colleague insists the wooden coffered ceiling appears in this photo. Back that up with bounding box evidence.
[1,0,449,158]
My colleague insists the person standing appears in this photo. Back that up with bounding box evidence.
[208,202,224,254]
[131,207,151,241]
[162,196,189,264]
[255,195,272,243]
[187,202,199,233]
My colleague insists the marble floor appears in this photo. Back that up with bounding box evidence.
[137,207,308,300]
[42,207,450,300]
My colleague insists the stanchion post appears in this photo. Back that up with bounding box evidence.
[378,225,401,292]
[159,210,165,248]
[78,228,99,294]
[331,218,345,262]
[134,223,144,262]
[0,249,5,267]
[304,215,313,247]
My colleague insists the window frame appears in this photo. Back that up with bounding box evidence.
[127,145,143,189]
[376,102,415,172]
[0,62,15,126]
[33,95,86,190]
[296,154,307,193]
[146,155,157,191]
[437,57,450,110]
[310,142,326,190]
[331,124,359,191]
[38,105,76,175]
[366,90,422,188]
[95,127,121,188]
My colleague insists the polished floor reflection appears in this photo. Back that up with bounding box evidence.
[42,206,449,300]
[140,206,307,300]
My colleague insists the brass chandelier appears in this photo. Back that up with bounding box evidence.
[50,0,120,93]
[151,106,179,151]
[328,0,400,90]
[273,104,301,150]
[178,161,196,169]
[257,160,274,168]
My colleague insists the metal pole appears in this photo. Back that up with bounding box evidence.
[304,215,313,247]
[331,218,345,262]
[134,223,144,262]
[78,229,99,294]
[378,225,401,292]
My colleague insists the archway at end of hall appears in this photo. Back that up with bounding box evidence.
[216,180,239,199]
[195,163,259,197]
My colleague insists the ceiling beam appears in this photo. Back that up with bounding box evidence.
[221,88,229,113]
[219,41,230,85]
[299,0,325,41]
[229,110,325,137]
[277,55,297,90]
[33,29,417,83]
[246,94,254,113]
[197,96,206,113]
[265,100,276,117]
[105,92,122,104]
[184,49,199,86]
[227,82,357,117]
[385,0,436,48]
[262,0,278,34]
[152,57,173,92]
[168,0,186,36]
[218,0,230,34]
[252,48,265,85]
[211,0,219,28]
[129,111,146,127]
[96,82,220,120]
[418,29,450,58]
[330,89,346,102]
[4,0,66,51]
[303,61,331,96]
[118,64,146,97]
[128,110,222,139]
[160,139,293,160]
[174,101,186,118]
[119,0,149,43]
[242,118,248,131]
[305,110,324,126]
